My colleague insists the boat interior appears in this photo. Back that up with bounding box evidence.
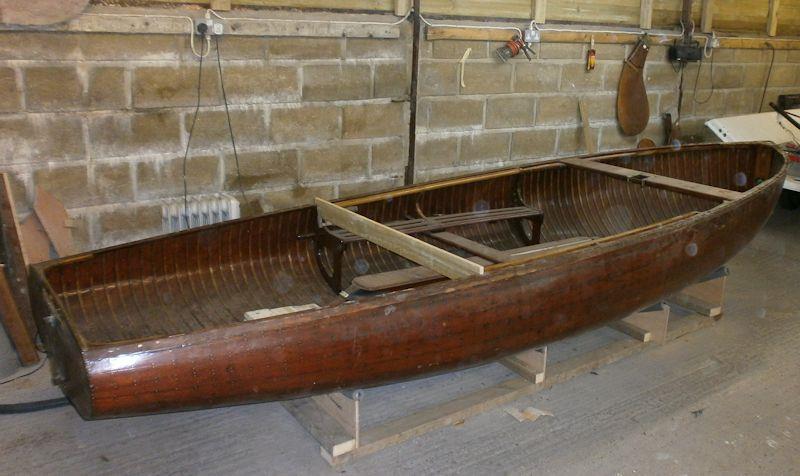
[37,144,783,346]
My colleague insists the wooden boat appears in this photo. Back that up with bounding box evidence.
[28,142,787,419]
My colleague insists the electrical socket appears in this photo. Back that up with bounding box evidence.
[199,19,224,36]
[710,37,720,48]
[523,28,540,43]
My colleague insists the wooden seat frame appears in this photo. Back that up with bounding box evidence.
[314,205,543,293]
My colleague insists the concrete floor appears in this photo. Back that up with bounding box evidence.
[0,206,798,475]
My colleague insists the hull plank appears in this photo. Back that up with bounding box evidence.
[28,143,787,418]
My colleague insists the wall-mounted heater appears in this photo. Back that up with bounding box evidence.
[161,193,241,233]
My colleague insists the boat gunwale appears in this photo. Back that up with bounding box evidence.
[32,142,789,352]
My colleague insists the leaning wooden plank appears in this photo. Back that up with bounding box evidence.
[34,187,75,257]
[315,198,484,279]
[0,268,38,365]
[0,174,39,365]
[560,158,744,202]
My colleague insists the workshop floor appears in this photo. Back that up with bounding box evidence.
[1,205,798,476]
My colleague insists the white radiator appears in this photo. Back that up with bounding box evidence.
[161,193,241,233]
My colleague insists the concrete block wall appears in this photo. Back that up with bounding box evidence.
[414,39,800,182]
[0,27,411,249]
[1,24,799,251]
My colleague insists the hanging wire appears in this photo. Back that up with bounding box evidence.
[759,44,777,112]
[693,49,715,104]
[214,36,248,207]
[181,36,206,230]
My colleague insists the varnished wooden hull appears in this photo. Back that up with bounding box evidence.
[29,143,787,419]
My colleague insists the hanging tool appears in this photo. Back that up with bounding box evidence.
[617,35,650,136]
[586,36,596,71]
[495,35,535,63]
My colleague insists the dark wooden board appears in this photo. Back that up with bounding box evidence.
[0,174,38,365]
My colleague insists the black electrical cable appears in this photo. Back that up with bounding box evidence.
[214,36,247,207]
[0,398,69,414]
[759,44,776,113]
[693,50,715,105]
[182,32,206,231]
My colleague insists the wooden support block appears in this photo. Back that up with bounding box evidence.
[502,347,547,384]
[669,272,727,318]
[611,302,671,344]
[609,319,652,342]
[311,392,360,448]
[281,398,357,460]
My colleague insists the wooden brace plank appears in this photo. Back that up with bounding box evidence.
[701,0,714,33]
[426,26,800,50]
[640,0,654,29]
[767,0,780,37]
[533,0,546,24]
[315,198,484,280]
[559,158,744,202]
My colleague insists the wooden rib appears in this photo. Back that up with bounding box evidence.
[315,198,485,280]
[560,158,744,202]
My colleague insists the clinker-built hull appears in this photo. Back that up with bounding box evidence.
[29,143,786,419]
